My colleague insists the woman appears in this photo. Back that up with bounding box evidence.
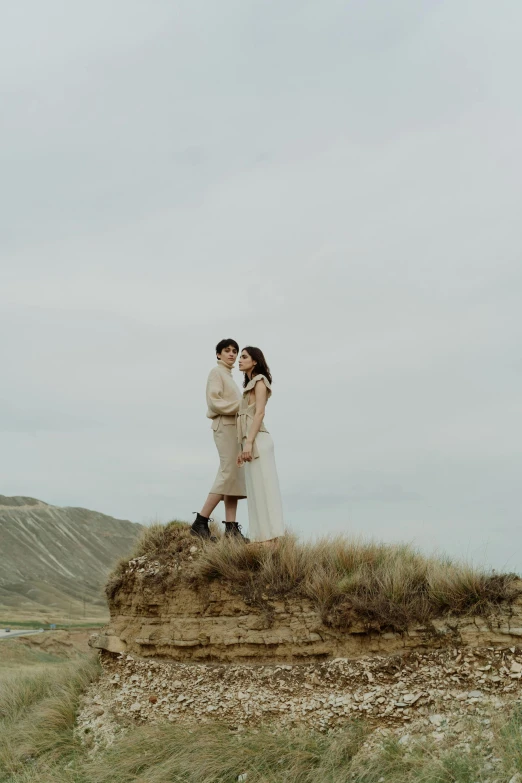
[237,346,285,543]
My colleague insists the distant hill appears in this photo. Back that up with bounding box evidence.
[0,496,143,621]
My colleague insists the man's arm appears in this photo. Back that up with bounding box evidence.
[206,369,241,416]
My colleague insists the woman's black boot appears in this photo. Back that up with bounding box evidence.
[222,521,249,542]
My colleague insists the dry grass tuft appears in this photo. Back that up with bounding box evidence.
[193,531,518,630]
[133,519,189,558]
[0,654,100,778]
[105,555,131,601]
[84,719,368,783]
[106,523,520,632]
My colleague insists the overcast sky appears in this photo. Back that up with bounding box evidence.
[1,1,521,572]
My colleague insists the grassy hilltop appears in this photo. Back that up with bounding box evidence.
[108,520,519,632]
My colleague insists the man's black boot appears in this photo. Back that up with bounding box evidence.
[222,521,250,543]
[191,513,213,539]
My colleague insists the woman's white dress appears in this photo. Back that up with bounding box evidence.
[237,375,285,542]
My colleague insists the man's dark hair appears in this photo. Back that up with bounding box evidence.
[216,338,239,356]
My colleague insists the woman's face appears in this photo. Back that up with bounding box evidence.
[238,350,256,374]
[218,345,238,367]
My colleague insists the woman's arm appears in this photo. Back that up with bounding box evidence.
[241,381,268,462]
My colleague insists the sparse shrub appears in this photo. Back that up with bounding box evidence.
[105,555,130,601]
[133,520,189,559]
[196,534,265,583]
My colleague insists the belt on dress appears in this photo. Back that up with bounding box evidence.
[237,410,260,459]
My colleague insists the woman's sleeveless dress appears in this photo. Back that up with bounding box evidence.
[237,375,285,542]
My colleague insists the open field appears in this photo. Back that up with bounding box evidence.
[0,595,110,624]
[0,631,94,664]
[0,620,106,630]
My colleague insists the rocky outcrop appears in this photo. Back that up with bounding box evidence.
[85,533,522,738]
[92,549,522,663]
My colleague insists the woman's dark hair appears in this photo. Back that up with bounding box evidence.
[241,346,272,387]
[215,338,239,356]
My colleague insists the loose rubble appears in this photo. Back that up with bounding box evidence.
[77,645,522,750]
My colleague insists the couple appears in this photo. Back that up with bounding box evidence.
[191,339,285,544]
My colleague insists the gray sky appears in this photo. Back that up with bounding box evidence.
[2,0,521,572]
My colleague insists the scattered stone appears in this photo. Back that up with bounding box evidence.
[77,643,522,739]
[402,693,421,705]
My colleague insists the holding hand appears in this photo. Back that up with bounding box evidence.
[242,441,253,462]
[236,453,243,467]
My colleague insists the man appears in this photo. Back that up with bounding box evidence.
[191,339,248,540]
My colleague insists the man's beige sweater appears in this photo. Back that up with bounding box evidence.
[206,360,242,428]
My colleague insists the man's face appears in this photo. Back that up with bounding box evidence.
[218,345,238,367]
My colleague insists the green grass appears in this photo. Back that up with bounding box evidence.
[0,621,106,630]
[83,721,367,783]
[0,621,47,629]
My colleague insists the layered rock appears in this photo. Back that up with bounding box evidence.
[92,549,522,663]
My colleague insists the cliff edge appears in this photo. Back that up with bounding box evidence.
[91,522,522,662]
